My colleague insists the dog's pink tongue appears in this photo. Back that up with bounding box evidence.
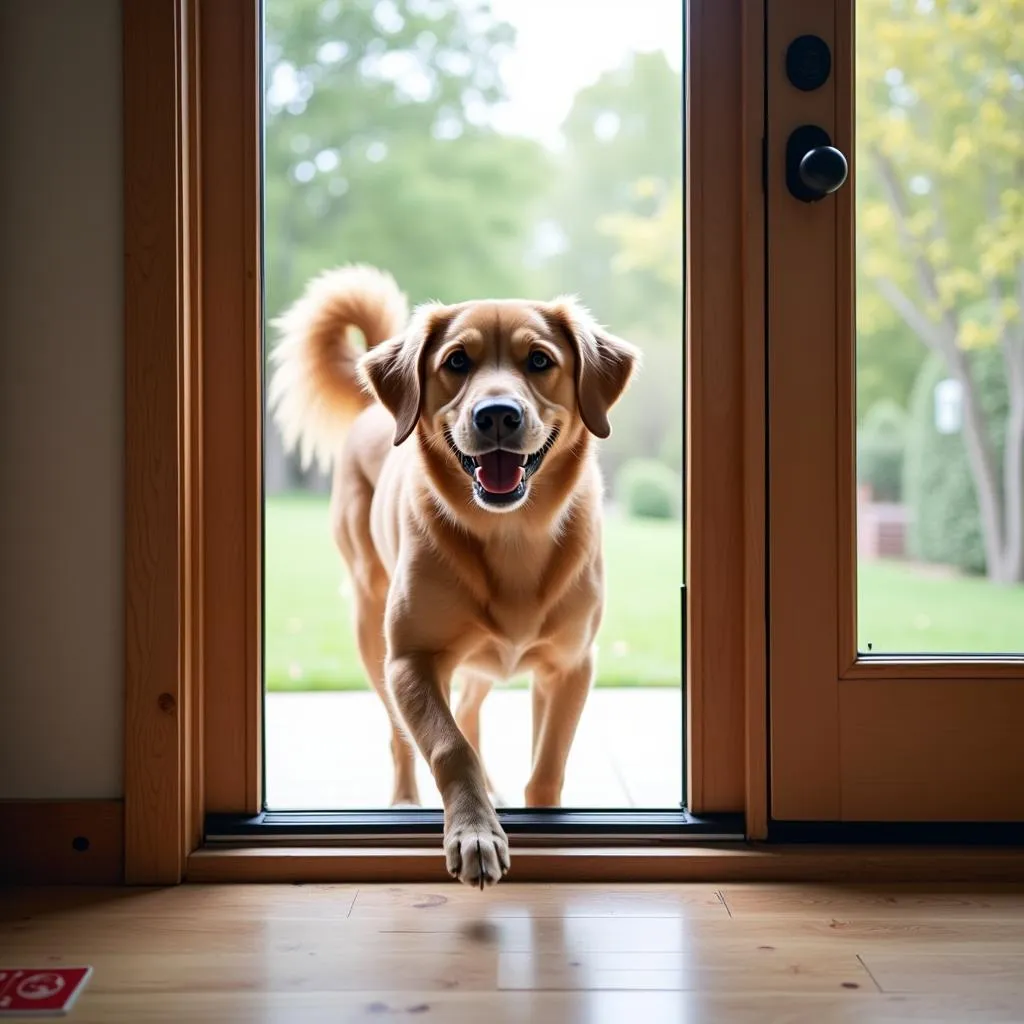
[474,451,525,494]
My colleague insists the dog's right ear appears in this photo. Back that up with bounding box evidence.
[358,302,449,446]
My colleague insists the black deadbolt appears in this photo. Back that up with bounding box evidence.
[786,34,832,91]
[786,124,849,202]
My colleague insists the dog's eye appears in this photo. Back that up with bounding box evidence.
[528,350,553,372]
[443,350,471,374]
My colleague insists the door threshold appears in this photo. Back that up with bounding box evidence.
[186,843,1024,884]
[205,809,744,845]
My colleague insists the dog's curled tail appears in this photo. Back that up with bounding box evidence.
[268,264,409,472]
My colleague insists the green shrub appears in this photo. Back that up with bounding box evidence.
[903,349,1009,575]
[616,458,682,520]
[856,398,908,502]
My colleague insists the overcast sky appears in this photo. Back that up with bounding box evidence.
[488,0,683,148]
[267,1,683,152]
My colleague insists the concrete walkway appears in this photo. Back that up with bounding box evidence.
[265,689,683,810]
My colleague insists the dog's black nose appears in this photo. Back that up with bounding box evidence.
[472,398,523,438]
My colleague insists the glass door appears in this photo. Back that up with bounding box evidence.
[767,0,1024,823]
[258,0,691,823]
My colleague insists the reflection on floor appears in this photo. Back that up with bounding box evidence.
[265,689,682,810]
[5,883,1024,1021]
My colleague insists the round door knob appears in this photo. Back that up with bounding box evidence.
[786,125,848,202]
[799,145,848,198]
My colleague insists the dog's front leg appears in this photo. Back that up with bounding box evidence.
[387,652,509,887]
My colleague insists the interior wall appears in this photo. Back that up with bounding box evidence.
[0,0,124,798]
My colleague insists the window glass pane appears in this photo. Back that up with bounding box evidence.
[262,0,685,808]
[856,0,1024,654]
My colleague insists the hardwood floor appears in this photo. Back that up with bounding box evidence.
[2,883,1024,1021]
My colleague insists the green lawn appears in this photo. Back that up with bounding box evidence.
[858,560,1024,654]
[265,494,1023,692]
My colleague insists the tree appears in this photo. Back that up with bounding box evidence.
[540,50,683,340]
[904,349,1009,574]
[857,0,1024,582]
[600,178,683,293]
[598,179,684,481]
[856,318,924,421]
[264,0,551,324]
[537,54,684,489]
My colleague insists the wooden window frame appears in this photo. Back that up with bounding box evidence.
[123,0,769,884]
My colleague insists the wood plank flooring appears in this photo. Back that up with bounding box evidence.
[2,883,1023,1021]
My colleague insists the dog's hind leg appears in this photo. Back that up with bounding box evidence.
[353,588,421,807]
[525,656,594,808]
[333,465,420,807]
[454,672,503,806]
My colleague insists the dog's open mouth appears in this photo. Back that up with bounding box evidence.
[447,429,559,507]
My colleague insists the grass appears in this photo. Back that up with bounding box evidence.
[265,494,683,691]
[858,560,1024,654]
[265,494,1024,692]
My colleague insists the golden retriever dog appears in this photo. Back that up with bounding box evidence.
[270,265,638,886]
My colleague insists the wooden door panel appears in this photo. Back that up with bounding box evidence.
[766,0,1024,823]
[839,683,1024,821]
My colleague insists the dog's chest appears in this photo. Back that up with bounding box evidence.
[464,542,588,678]
[468,610,545,679]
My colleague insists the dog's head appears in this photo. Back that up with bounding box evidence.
[358,298,639,513]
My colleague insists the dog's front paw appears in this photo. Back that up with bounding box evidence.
[444,811,509,888]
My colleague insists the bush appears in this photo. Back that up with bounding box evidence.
[856,398,908,502]
[903,349,1009,575]
[616,458,682,520]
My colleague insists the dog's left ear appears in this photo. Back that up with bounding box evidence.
[358,302,451,446]
[543,298,641,439]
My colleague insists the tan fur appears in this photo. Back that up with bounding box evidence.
[269,265,639,887]
[268,264,408,471]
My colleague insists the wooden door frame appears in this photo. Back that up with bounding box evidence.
[122,0,769,885]
[124,0,261,884]
[124,0,199,886]
[766,0,1024,825]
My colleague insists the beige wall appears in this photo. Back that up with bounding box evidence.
[0,1,124,798]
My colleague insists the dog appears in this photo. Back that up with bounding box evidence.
[269,265,638,886]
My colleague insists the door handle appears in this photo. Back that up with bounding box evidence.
[786,124,848,202]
